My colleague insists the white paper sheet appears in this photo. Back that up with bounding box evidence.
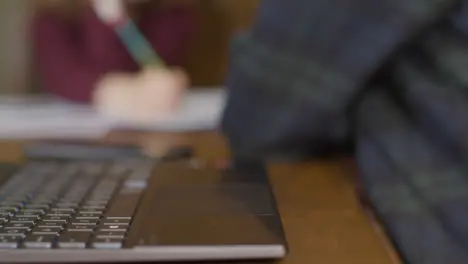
[0,88,225,139]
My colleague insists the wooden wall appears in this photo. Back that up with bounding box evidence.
[0,0,33,94]
[185,0,260,86]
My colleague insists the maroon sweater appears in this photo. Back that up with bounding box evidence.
[32,7,196,103]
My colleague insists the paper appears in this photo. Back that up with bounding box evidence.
[114,88,225,131]
[0,88,225,139]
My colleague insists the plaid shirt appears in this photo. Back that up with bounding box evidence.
[221,0,468,263]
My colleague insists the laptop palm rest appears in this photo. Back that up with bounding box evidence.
[127,161,285,255]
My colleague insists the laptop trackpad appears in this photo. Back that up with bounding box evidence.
[152,184,274,215]
[131,165,284,246]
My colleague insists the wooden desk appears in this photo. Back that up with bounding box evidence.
[0,132,400,264]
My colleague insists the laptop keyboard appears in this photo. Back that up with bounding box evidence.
[0,160,153,250]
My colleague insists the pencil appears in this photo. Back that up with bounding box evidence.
[113,19,166,67]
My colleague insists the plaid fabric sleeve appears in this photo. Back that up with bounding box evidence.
[221,0,468,262]
[392,17,468,157]
[355,3,468,262]
[356,87,468,263]
[221,0,456,160]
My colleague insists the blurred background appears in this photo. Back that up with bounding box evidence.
[0,0,260,95]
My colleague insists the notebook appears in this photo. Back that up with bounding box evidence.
[0,88,225,139]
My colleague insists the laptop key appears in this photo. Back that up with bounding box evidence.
[5,195,30,203]
[0,212,13,218]
[71,220,99,226]
[3,222,34,230]
[15,214,40,219]
[9,217,37,224]
[23,204,50,210]
[21,209,45,214]
[71,220,98,227]
[0,202,24,207]
[84,200,108,204]
[50,208,75,213]
[54,203,79,208]
[57,199,81,204]
[23,235,56,249]
[101,219,130,225]
[91,236,124,249]
[78,209,104,214]
[42,216,69,223]
[96,231,126,239]
[76,213,100,220]
[98,224,127,232]
[57,232,92,249]
[36,222,65,228]
[81,205,106,210]
[67,225,95,232]
[0,236,21,249]
[32,227,62,235]
[0,207,19,212]
[46,213,72,218]
[2,198,27,205]
[29,199,53,205]
[0,228,27,237]
[33,196,56,203]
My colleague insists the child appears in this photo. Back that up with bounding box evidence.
[32,0,197,104]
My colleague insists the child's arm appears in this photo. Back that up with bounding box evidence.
[138,5,198,66]
[33,8,135,103]
[33,5,196,103]
[32,12,105,103]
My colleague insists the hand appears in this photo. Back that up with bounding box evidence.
[93,67,189,124]
[136,67,189,115]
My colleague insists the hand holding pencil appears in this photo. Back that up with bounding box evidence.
[91,0,189,124]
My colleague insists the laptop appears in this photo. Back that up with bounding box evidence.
[0,143,287,263]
